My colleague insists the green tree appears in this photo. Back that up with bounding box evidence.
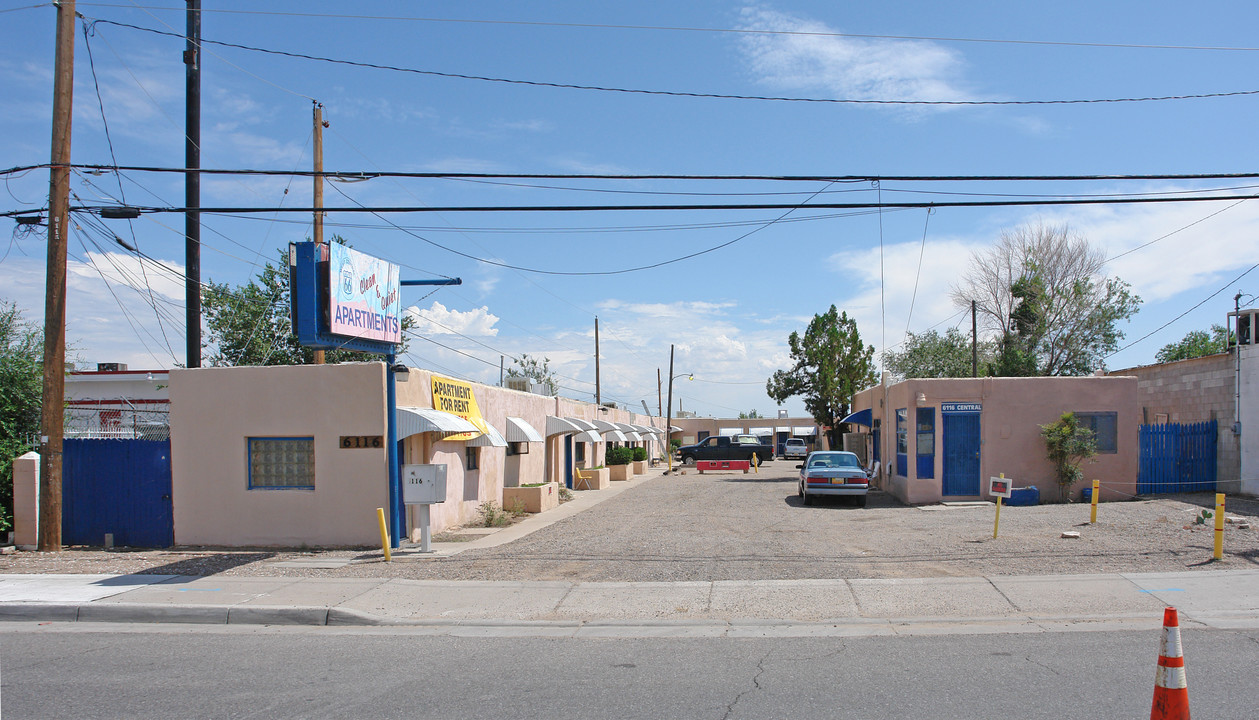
[1155,324,1231,363]
[1040,411,1098,502]
[202,244,409,366]
[884,328,994,380]
[952,222,1141,376]
[737,409,760,419]
[766,305,877,449]
[0,301,44,530]
[505,353,558,396]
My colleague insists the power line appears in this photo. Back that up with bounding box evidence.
[80,16,1259,107]
[1107,262,1259,358]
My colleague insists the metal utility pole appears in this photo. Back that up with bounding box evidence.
[39,0,76,551]
[594,317,601,405]
[971,300,978,378]
[665,345,674,473]
[312,102,325,365]
[184,0,202,368]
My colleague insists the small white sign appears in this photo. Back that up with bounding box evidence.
[403,464,448,505]
[988,476,1012,498]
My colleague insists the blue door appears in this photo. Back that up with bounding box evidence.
[942,411,981,496]
[63,439,173,547]
[563,435,573,489]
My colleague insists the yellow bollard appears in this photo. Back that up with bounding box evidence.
[1214,492,1225,561]
[1090,479,1100,524]
[376,507,392,563]
[992,473,1004,539]
[751,453,759,474]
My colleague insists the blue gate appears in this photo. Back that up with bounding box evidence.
[63,439,173,547]
[942,410,981,496]
[1139,421,1217,494]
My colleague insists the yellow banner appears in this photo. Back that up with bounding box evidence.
[431,375,488,441]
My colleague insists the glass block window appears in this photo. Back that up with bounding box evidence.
[248,437,315,489]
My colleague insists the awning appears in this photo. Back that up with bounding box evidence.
[775,426,790,433]
[792,426,818,436]
[748,426,772,435]
[397,406,480,438]
[630,424,655,434]
[545,416,581,436]
[839,408,873,427]
[592,419,620,432]
[565,417,599,432]
[505,416,544,443]
[466,422,508,447]
[574,430,602,444]
[614,422,637,433]
[669,425,683,432]
[718,427,742,436]
[603,429,628,442]
[625,431,643,442]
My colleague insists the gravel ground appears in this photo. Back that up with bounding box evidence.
[4,465,1258,581]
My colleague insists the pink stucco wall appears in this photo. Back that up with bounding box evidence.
[169,363,389,546]
[852,377,1138,505]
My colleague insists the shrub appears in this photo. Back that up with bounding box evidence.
[605,446,634,466]
[477,501,511,527]
[632,447,647,462]
[1040,412,1097,502]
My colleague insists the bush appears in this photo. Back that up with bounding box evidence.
[1040,412,1097,502]
[605,446,634,466]
[632,447,647,462]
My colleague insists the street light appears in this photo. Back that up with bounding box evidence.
[664,344,692,474]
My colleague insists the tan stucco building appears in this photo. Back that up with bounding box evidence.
[849,376,1139,505]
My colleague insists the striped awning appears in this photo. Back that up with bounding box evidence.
[396,407,479,439]
[546,416,582,436]
[466,422,508,447]
[574,430,602,444]
[505,416,544,443]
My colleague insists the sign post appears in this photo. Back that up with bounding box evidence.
[989,473,1011,539]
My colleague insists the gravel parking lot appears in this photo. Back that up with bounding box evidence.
[3,461,1257,581]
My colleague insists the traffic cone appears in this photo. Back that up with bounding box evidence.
[1151,607,1190,720]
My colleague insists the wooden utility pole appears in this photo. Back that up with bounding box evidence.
[594,317,601,405]
[971,300,978,378]
[39,0,76,551]
[664,345,675,473]
[657,368,662,416]
[184,0,201,368]
[312,102,326,364]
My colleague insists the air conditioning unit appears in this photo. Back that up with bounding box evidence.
[505,377,530,392]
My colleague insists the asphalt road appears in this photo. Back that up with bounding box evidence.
[2,623,1256,719]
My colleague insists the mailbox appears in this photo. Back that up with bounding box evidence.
[403,464,447,505]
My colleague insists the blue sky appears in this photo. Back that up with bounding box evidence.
[2,1,1258,418]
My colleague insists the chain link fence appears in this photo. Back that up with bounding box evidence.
[63,405,170,441]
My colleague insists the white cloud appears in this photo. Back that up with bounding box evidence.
[598,299,736,320]
[405,301,499,336]
[737,5,977,104]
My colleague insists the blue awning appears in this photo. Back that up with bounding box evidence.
[840,408,873,427]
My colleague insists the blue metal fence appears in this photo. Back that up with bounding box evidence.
[1138,421,1217,495]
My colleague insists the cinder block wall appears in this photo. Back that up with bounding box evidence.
[1110,353,1239,492]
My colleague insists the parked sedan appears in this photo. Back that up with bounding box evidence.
[797,451,869,507]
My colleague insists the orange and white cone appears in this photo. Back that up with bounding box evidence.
[1151,607,1190,720]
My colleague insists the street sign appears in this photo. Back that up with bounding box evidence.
[989,476,1012,498]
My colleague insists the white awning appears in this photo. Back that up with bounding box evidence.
[574,430,602,444]
[546,416,581,436]
[792,426,818,436]
[748,427,772,435]
[565,417,599,432]
[718,427,742,436]
[505,416,544,443]
[625,431,643,442]
[466,422,508,447]
[397,406,479,439]
[630,424,656,434]
[775,426,790,433]
[592,419,620,432]
[603,429,628,442]
[669,425,683,432]
[614,422,637,433]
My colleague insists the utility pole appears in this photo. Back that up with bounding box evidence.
[665,345,674,473]
[312,102,325,365]
[971,300,978,378]
[184,0,201,368]
[657,368,662,416]
[594,317,601,406]
[500,355,504,386]
[39,0,76,551]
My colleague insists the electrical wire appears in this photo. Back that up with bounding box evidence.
[1106,262,1259,357]
[80,16,1259,107]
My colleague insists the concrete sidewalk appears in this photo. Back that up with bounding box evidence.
[1,569,1256,637]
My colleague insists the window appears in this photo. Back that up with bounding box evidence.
[248,437,314,489]
[506,441,529,456]
[574,441,586,463]
[1076,412,1118,454]
[466,446,480,470]
[916,407,935,479]
[895,408,908,476]
[697,430,710,442]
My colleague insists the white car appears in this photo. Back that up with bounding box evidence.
[782,438,809,460]
[797,451,870,507]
